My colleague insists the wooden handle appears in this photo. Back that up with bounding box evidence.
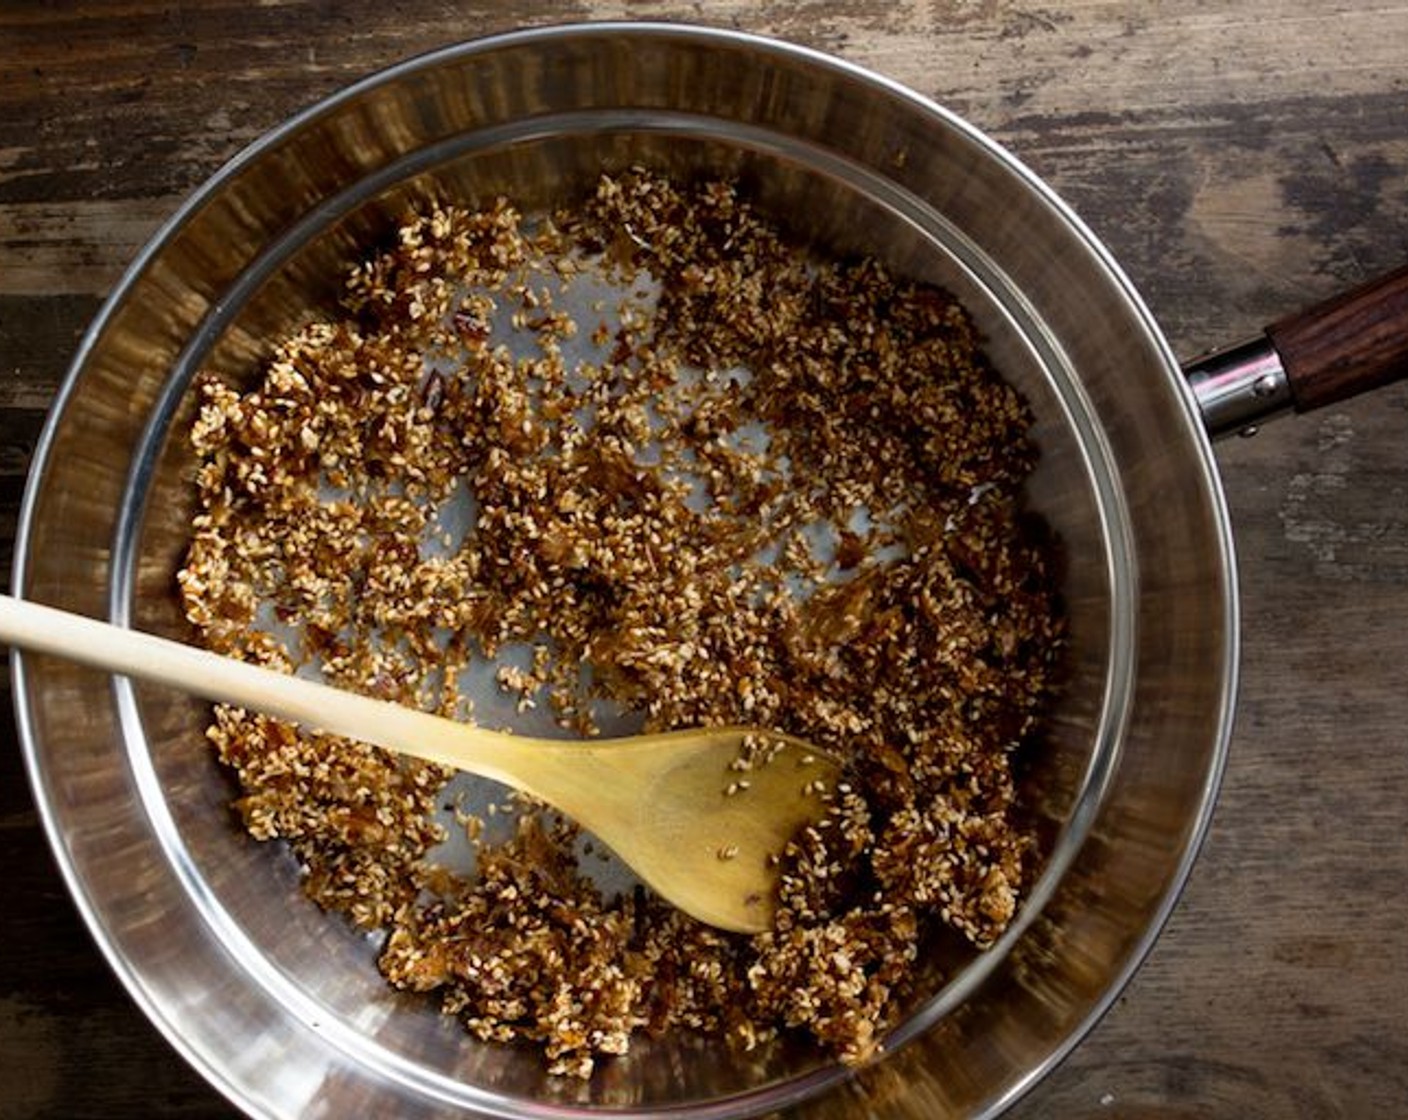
[0,594,525,785]
[1267,263,1408,412]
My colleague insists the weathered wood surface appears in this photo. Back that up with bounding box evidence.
[3,2,1407,1117]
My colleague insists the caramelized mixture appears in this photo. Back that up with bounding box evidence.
[178,170,1062,1077]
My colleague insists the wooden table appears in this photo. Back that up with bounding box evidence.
[3,3,1406,1116]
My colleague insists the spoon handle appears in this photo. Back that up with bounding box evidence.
[0,594,530,786]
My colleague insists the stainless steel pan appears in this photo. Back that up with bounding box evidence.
[15,23,1408,1119]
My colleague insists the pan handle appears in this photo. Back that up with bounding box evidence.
[1184,263,1408,438]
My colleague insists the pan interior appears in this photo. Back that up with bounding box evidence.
[106,120,1127,1111]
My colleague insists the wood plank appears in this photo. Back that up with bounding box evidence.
[0,201,175,296]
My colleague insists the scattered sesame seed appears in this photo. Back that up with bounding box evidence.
[177,168,1063,1079]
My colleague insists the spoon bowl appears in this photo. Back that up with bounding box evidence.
[0,593,839,932]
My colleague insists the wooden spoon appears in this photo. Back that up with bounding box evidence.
[0,594,840,933]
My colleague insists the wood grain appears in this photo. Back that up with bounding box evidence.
[1269,264,1408,410]
[4,2,1408,1117]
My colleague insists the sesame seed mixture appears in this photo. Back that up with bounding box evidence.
[177,169,1062,1078]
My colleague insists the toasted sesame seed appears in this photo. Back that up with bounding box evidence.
[177,168,1062,1078]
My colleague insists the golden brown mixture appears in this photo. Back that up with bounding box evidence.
[178,170,1061,1077]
